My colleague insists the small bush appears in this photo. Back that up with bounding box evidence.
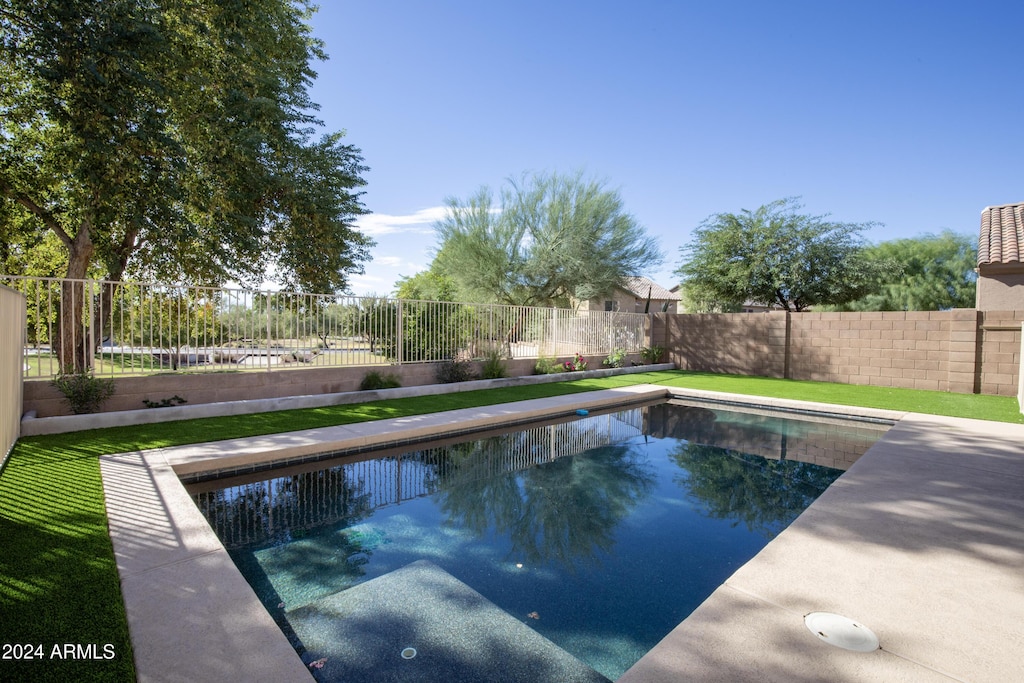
[51,370,116,414]
[359,371,402,390]
[436,357,476,384]
[603,348,626,368]
[640,345,666,364]
[563,353,587,372]
[534,356,562,374]
[480,347,507,380]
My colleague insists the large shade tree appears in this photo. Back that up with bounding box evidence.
[676,198,893,312]
[430,171,662,307]
[0,0,372,370]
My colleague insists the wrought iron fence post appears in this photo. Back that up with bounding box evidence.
[396,298,404,365]
[266,290,272,372]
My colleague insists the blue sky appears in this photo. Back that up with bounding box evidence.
[304,1,1023,297]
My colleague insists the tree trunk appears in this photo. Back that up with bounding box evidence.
[56,221,95,373]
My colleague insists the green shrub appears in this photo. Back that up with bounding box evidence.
[640,345,666,364]
[436,357,476,383]
[603,348,626,368]
[359,371,403,390]
[51,371,116,414]
[534,356,562,374]
[480,347,508,380]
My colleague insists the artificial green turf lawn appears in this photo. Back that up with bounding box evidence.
[1,369,1021,682]
[0,446,135,682]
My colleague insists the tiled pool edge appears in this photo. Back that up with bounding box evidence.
[107,384,1024,682]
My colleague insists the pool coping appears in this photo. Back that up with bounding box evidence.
[99,385,1024,682]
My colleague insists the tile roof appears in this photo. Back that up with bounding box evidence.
[620,276,682,301]
[978,202,1024,265]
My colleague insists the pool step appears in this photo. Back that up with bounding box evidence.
[285,559,611,682]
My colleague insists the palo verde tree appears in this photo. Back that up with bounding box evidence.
[0,0,372,371]
[676,198,893,312]
[431,170,663,308]
[827,231,977,311]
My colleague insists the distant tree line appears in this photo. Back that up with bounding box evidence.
[675,198,976,312]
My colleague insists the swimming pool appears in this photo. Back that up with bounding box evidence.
[188,400,889,680]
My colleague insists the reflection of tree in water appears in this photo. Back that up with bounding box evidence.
[198,467,378,591]
[670,442,843,539]
[434,436,656,569]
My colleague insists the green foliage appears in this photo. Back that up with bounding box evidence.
[431,170,663,306]
[640,345,666,364]
[480,347,508,379]
[436,357,477,384]
[50,371,116,414]
[824,231,977,311]
[563,353,588,372]
[358,371,402,391]
[534,356,562,374]
[676,198,894,312]
[395,271,462,301]
[1,0,372,370]
[603,348,626,368]
[677,283,745,313]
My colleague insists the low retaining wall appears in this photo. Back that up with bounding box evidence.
[24,352,643,419]
[21,361,672,436]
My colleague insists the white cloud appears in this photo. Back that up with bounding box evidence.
[355,206,448,236]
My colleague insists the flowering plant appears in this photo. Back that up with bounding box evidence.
[563,353,587,372]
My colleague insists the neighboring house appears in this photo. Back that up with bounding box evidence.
[577,276,682,314]
[976,202,1024,310]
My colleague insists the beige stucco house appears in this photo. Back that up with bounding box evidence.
[576,276,681,314]
[976,202,1024,310]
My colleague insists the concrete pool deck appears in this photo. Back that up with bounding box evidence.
[98,385,1024,682]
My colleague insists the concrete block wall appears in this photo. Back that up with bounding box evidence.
[667,312,788,378]
[787,311,963,391]
[670,309,1023,397]
[978,311,1024,396]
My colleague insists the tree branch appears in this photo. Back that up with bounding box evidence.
[0,177,75,249]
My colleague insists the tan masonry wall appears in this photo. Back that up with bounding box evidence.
[23,352,640,418]
[658,309,1023,397]
[1,285,24,459]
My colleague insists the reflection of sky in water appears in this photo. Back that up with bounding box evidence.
[204,404,885,680]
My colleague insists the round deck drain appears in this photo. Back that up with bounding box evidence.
[804,612,879,652]
[400,647,417,660]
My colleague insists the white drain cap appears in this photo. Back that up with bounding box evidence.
[400,647,417,660]
[804,612,879,652]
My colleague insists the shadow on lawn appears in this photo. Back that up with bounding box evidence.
[0,449,135,682]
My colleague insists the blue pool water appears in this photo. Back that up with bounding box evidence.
[189,400,888,680]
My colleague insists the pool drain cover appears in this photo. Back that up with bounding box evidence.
[804,612,879,652]
[400,647,417,660]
